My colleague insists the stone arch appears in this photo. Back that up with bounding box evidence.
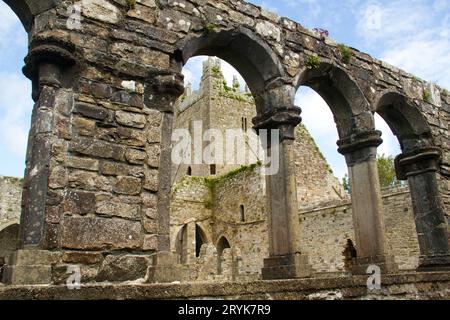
[175,225,188,264]
[216,236,231,257]
[375,91,450,269]
[0,222,20,264]
[295,62,373,138]
[2,0,59,31]
[195,224,209,258]
[375,91,433,153]
[174,26,285,113]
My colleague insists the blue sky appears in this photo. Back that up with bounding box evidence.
[0,0,449,179]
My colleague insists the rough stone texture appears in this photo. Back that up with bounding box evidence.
[1,0,450,286]
[0,272,449,300]
[96,255,151,282]
[0,176,22,230]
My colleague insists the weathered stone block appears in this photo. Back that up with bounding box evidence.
[59,217,142,250]
[74,103,112,122]
[116,110,146,129]
[72,116,96,136]
[96,194,141,220]
[96,255,151,282]
[63,190,96,215]
[68,170,113,192]
[147,144,161,168]
[62,252,104,265]
[66,156,99,172]
[125,148,147,164]
[143,169,159,192]
[143,235,158,251]
[115,176,142,195]
[81,0,122,24]
[69,138,126,161]
[48,166,68,189]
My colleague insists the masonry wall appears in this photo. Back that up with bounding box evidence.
[299,187,420,273]
[0,176,22,230]
[212,166,268,280]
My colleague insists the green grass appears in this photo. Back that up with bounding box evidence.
[338,44,352,64]
[423,89,432,103]
[306,55,320,70]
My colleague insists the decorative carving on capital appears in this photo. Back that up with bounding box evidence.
[395,147,441,180]
[252,107,302,141]
[145,70,185,112]
[337,130,383,166]
[23,35,77,100]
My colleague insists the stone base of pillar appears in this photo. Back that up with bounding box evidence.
[2,249,60,285]
[147,251,187,283]
[351,255,398,275]
[262,253,313,280]
[417,254,450,272]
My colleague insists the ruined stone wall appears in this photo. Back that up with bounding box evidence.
[0,176,22,230]
[212,165,268,280]
[299,187,419,273]
[294,126,347,206]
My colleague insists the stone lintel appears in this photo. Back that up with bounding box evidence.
[253,107,302,141]
[337,130,383,166]
[395,147,441,180]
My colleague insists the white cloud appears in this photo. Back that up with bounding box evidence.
[0,72,32,159]
[357,0,450,88]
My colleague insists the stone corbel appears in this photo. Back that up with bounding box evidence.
[144,70,185,113]
[22,35,77,101]
[395,147,442,180]
[253,106,302,142]
[337,130,383,166]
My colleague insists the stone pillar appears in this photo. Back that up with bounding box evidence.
[144,71,187,282]
[254,107,313,279]
[395,147,450,271]
[338,130,398,274]
[3,36,76,285]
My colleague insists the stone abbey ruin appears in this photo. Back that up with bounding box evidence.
[0,0,450,299]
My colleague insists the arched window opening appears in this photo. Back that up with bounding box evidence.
[195,224,207,258]
[217,236,231,257]
[175,225,188,264]
[187,166,192,176]
[240,205,245,222]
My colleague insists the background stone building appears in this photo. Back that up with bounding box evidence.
[169,58,420,281]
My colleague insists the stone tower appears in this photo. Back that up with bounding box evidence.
[172,57,346,206]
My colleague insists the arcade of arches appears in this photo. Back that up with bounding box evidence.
[0,0,449,295]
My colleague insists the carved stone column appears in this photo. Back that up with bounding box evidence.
[395,147,450,271]
[144,71,186,282]
[3,36,76,285]
[254,107,313,279]
[338,130,398,274]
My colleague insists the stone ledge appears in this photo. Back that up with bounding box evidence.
[0,272,449,300]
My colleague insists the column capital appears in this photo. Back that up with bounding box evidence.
[23,35,77,85]
[252,107,302,141]
[145,70,185,112]
[337,130,383,165]
[395,147,441,180]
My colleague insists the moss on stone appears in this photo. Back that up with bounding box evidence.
[306,55,320,70]
[126,0,136,10]
[337,44,352,64]
[423,89,432,103]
